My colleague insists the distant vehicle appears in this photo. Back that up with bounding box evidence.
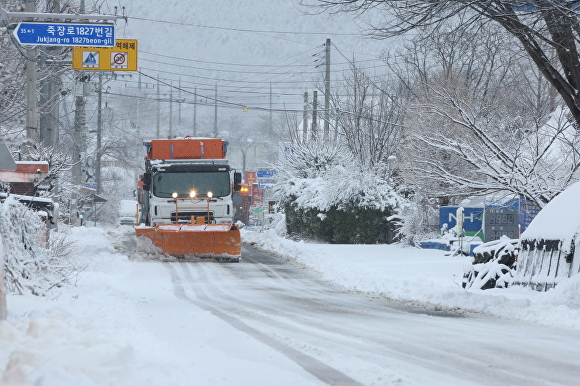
[118,199,138,225]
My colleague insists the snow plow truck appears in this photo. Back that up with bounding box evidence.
[135,137,242,262]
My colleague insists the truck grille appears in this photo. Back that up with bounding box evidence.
[171,211,214,223]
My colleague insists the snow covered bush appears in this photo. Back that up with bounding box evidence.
[276,139,407,243]
[395,188,440,245]
[463,237,518,290]
[1,195,78,296]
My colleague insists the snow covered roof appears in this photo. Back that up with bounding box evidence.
[520,181,580,248]
[15,161,49,165]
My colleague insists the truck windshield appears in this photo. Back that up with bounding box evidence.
[152,171,230,198]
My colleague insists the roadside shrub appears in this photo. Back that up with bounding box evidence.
[1,195,78,296]
[285,202,392,244]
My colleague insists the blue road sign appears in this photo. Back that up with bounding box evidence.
[14,22,114,47]
[256,170,277,178]
[258,181,276,189]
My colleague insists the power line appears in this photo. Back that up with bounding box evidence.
[129,16,367,37]
[139,50,386,71]
[140,47,322,68]
[137,70,307,113]
[138,66,320,86]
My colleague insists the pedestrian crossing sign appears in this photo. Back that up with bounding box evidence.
[72,39,137,71]
[82,51,99,68]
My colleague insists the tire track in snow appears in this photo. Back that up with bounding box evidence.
[174,261,506,385]
[182,255,520,385]
[172,249,580,385]
[164,262,363,386]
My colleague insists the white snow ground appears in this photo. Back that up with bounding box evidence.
[1,225,579,385]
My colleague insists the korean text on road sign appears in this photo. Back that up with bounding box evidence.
[14,22,115,47]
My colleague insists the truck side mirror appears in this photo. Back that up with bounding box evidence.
[142,172,151,191]
[233,172,242,192]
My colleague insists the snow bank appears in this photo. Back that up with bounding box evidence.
[0,227,179,385]
[242,228,580,330]
[1,226,319,385]
[521,181,580,251]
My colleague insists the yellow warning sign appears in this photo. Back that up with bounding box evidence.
[72,39,138,71]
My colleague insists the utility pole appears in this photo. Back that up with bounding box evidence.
[269,83,273,135]
[38,51,50,144]
[312,90,318,139]
[178,77,182,127]
[96,72,102,195]
[324,38,331,139]
[39,62,59,146]
[133,72,142,187]
[25,0,37,141]
[71,0,86,225]
[39,0,61,146]
[169,81,173,138]
[49,0,61,145]
[72,76,86,187]
[136,72,142,141]
[156,74,160,137]
[213,83,218,138]
[303,92,308,141]
[334,107,340,142]
[193,86,197,137]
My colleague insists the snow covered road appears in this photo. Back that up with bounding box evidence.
[3,226,580,385]
[151,244,580,385]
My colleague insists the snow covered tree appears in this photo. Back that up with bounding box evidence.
[223,115,274,176]
[275,62,408,243]
[1,1,75,142]
[395,188,440,245]
[382,20,580,208]
[403,81,580,208]
[300,2,580,213]
[333,63,405,174]
[276,136,406,243]
[1,194,78,296]
[303,0,580,131]
[0,0,28,137]
[18,141,72,193]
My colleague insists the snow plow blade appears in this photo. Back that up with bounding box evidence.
[135,224,241,260]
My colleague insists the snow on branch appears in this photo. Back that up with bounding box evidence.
[275,139,405,212]
[403,75,580,208]
[1,196,78,296]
